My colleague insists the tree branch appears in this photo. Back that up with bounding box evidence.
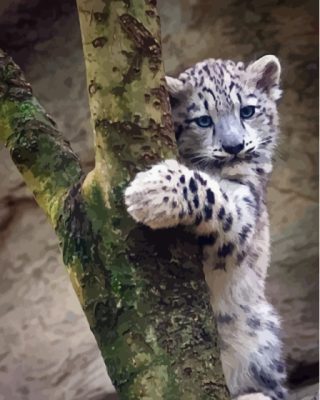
[0,50,83,225]
[76,0,229,398]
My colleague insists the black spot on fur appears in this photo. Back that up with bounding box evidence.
[180,175,186,184]
[228,178,244,185]
[183,187,188,200]
[194,172,207,186]
[221,190,229,201]
[217,313,234,324]
[166,175,171,181]
[239,224,252,244]
[187,201,193,215]
[223,213,233,232]
[240,304,251,313]
[172,188,177,193]
[218,242,234,257]
[218,206,226,219]
[204,87,216,103]
[247,316,261,329]
[163,196,169,203]
[271,360,285,374]
[204,205,213,220]
[189,177,198,193]
[187,103,196,112]
[275,391,285,400]
[193,194,199,208]
[248,182,259,198]
[249,363,278,391]
[206,188,215,204]
[236,205,242,218]
[243,196,253,205]
[247,182,260,215]
[198,233,216,246]
[203,64,211,77]
[172,201,177,209]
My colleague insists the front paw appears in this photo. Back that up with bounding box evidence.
[124,160,181,229]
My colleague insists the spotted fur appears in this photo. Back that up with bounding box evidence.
[125,55,287,400]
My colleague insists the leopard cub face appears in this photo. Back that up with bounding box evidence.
[166,55,281,170]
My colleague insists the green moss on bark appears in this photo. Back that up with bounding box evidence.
[0,51,83,225]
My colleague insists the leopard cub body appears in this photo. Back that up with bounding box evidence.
[125,55,287,400]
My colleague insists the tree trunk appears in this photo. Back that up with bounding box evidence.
[0,1,229,398]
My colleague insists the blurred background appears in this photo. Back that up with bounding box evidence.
[0,0,318,399]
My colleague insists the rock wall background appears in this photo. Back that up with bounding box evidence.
[0,0,318,399]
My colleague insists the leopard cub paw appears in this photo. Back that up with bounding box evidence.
[124,160,181,229]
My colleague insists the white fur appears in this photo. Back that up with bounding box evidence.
[236,394,272,400]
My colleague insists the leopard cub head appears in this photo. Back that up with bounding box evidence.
[166,55,281,170]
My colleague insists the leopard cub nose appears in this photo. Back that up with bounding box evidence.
[222,142,244,155]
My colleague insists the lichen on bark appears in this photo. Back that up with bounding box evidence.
[0,0,229,398]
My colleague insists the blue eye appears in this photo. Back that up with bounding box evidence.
[240,106,255,119]
[194,115,213,128]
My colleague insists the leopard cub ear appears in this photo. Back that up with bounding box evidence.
[165,76,192,109]
[165,76,185,95]
[246,55,282,101]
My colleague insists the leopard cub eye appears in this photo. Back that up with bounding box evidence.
[194,115,213,128]
[240,106,255,119]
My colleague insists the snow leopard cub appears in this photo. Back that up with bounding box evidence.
[125,55,287,400]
